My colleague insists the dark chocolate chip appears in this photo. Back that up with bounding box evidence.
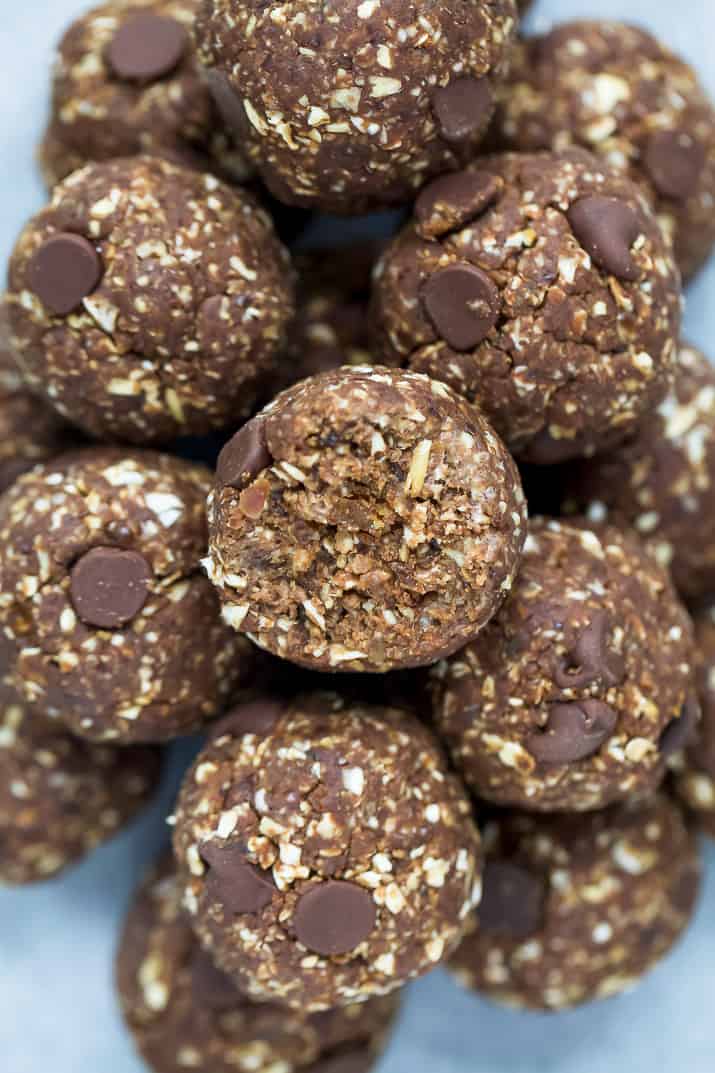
[308,1047,372,1073]
[190,947,242,1011]
[294,880,376,956]
[478,859,545,939]
[106,14,187,83]
[567,196,642,282]
[527,700,618,766]
[659,694,701,758]
[28,233,102,316]
[415,171,502,239]
[199,842,275,914]
[643,130,706,201]
[205,69,246,138]
[70,546,152,629]
[216,419,272,490]
[554,611,625,690]
[422,263,499,351]
[432,76,494,143]
[210,699,284,741]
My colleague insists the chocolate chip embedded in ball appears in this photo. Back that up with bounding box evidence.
[643,130,706,201]
[478,860,545,939]
[432,77,494,144]
[210,698,285,741]
[294,881,377,957]
[216,419,272,490]
[70,547,152,629]
[415,171,502,240]
[200,841,276,914]
[554,611,625,690]
[567,196,642,281]
[106,13,187,83]
[28,233,102,316]
[422,263,500,351]
[528,700,618,766]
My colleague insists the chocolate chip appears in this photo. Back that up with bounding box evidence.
[28,233,102,316]
[216,419,272,490]
[190,948,241,1011]
[527,700,618,766]
[294,880,376,956]
[205,69,246,138]
[478,860,545,939]
[308,1047,372,1073]
[422,263,499,351]
[659,694,701,758]
[554,611,625,690]
[567,196,642,282]
[106,14,187,83]
[432,76,494,143]
[210,699,284,741]
[70,547,152,629]
[415,171,502,239]
[643,130,706,201]
[199,842,275,915]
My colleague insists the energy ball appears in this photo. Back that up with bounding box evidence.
[173,693,482,1010]
[0,448,253,743]
[4,155,294,444]
[0,686,159,885]
[432,517,696,811]
[675,602,715,836]
[195,0,519,214]
[118,854,400,1073]
[450,793,700,1010]
[493,21,715,281]
[371,149,682,464]
[0,341,78,493]
[561,343,715,601]
[38,0,251,191]
[205,366,526,673]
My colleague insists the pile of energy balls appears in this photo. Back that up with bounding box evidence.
[3,0,715,1068]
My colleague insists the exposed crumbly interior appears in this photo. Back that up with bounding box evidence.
[118,854,400,1073]
[173,695,482,1009]
[451,794,700,1010]
[0,685,158,885]
[196,0,518,213]
[493,20,715,280]
[207,366,526,672]
[0,448,251,743]
[562,343,715,600]
[432,517,695,811]
[39,0,251,189]
[371,150,682,462]
[4,155,294,443]
[675,604,715,835]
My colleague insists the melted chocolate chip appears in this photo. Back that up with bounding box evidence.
[432,77,494,143]
[415,171,502,239]
[528,700,618,766]
[567,196,642,281]
[554,611,625,690]
[210,699,285,741]
[422,263,500,351]
[216,419,272,490]
[199,842,275,914]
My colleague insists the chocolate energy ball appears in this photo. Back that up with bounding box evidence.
[493,21,715,281]
[0,342,78,493]
[173,693,482,1010]
[675,602,715,836]
[39,0,251,190]
[371,149,682,464]
[0,686,159,885]
[0,448,252,744]
[4,155,294,444]
[432,517,696,812]
[205,366,526,673]
[118,853,400,1073]
[195,0,519,214]
[561,343,715,601]
[450,793,700,1010]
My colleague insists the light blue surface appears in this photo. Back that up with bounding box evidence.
[2,2,715,1072]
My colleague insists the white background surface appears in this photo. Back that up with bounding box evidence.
[2,2,715,1072]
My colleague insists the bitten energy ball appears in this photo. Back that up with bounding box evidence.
[432,517,696,811]
[4,155,294,443]
[195,0,519,213]
[561,343,715,601]
[450,793,700,1010]
[371,150,682,463]
[173,694,482,1010]
[493,21,715,280]
[0,448,252,743]
[39,0,251,190]
[206,366,526,672]
[675,602,715,836]
[118,854,400,1073]
[0,341,77,493]
[0,686,159,885]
